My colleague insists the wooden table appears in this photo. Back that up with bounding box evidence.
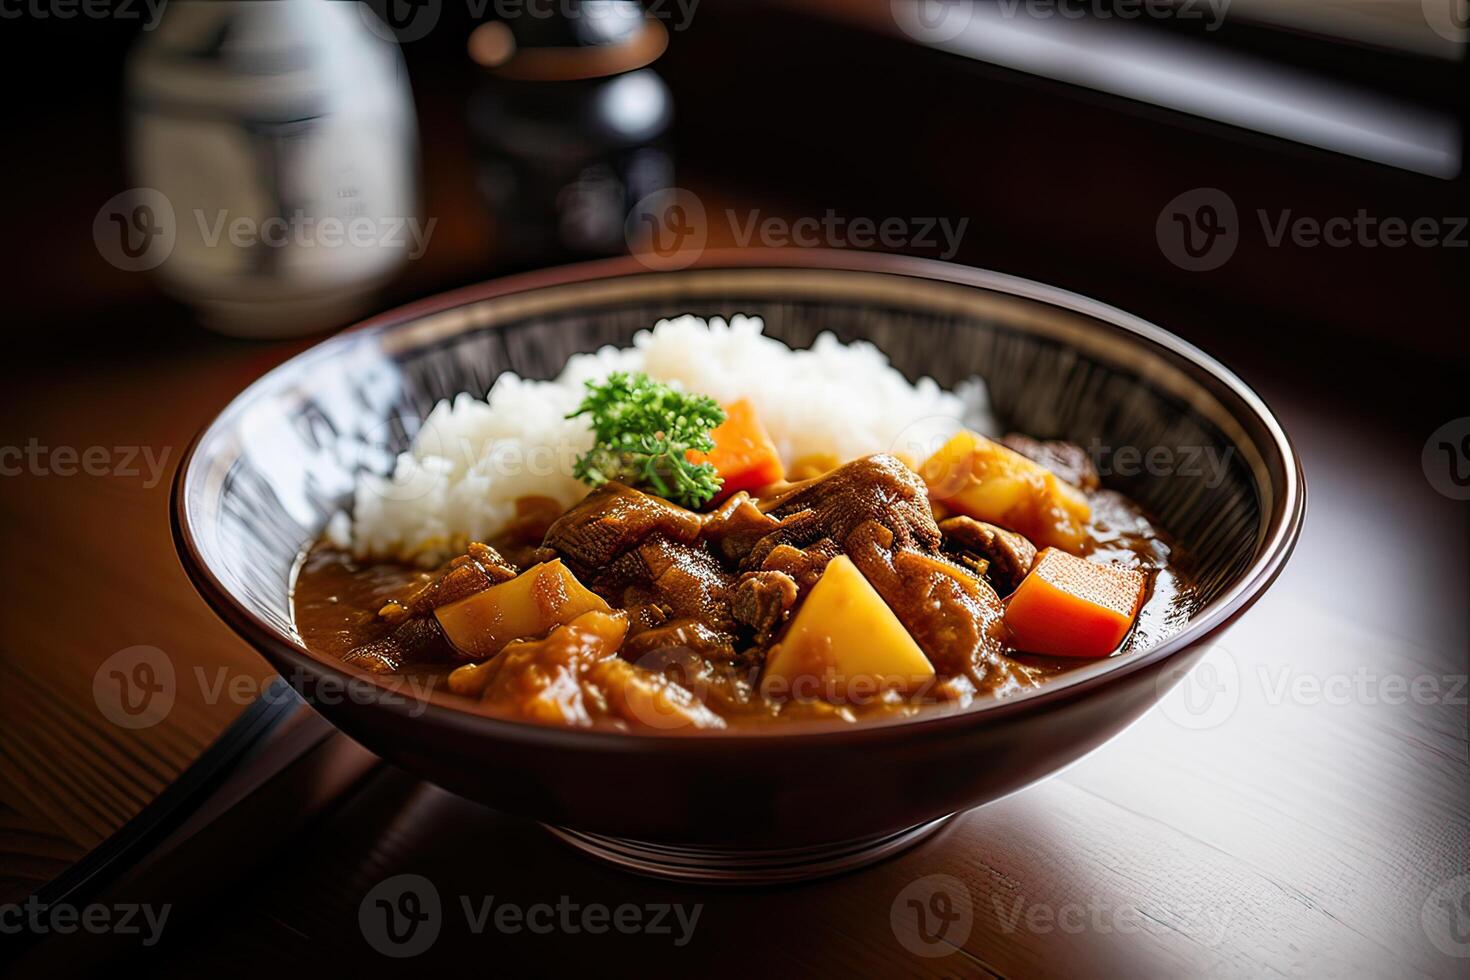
[3,286,1466,978]
[3,4,1465,975]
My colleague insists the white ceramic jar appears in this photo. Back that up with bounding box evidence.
[127,0,420,337]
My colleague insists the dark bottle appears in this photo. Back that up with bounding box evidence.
[467,2,675,266]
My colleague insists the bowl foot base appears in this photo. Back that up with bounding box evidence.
[541,814,957,885]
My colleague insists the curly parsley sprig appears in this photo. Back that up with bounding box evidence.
[567,372,726,508]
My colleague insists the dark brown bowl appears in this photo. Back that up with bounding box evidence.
[173,251,1303,876]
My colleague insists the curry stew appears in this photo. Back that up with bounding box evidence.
[294,434,1193,731]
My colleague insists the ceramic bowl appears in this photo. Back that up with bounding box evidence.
[173,251,1304,882]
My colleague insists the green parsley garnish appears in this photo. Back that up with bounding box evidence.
[567,372,726,508]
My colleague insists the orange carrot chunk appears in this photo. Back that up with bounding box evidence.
[1003,548,1146,658]
[687,398,785,500]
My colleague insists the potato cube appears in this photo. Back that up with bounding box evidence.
[761,555,935,703]
[920,430,1091,553]
[434,559,610,659]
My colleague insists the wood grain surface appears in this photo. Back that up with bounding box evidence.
[0,341,297,904]
[1,3,1465,975]
[4,330,1465,978]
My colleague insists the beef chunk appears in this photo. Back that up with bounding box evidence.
[746,454,941,567]
[730,570,799,644]
[395,542,518,619]
[342,640,402,674]
[843,519,1013,688]
[543,484,742,632]
[636,535,736,630]
[939,515,1038,595]
[543,482,704,578]
[1000,433,1100,491]
[700,492,784,564]
[597,534,736,633]
[622,602,669,633]
[757,539,842,595]
[494,495,566,567]
[344,616,451,673]
[622,618,737,664]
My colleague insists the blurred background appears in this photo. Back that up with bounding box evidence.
[1,0,1465,767]
[2,0,1465,378]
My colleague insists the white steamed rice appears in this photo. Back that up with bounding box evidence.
[332,314,997,565]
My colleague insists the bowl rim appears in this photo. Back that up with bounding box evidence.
[172,248,1306,749]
